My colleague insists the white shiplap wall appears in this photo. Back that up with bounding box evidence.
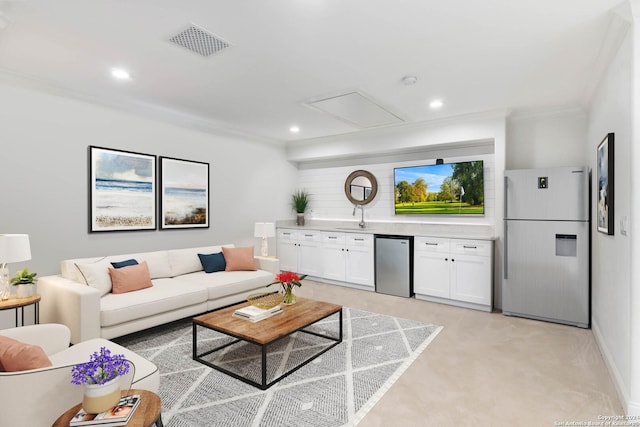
[297,153,495,226]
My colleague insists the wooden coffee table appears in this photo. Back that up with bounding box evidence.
[192,297,342,390]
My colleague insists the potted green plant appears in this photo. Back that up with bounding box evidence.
[10,268,37,298]
[291,189,310,226]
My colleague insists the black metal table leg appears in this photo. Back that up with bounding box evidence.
[262,344,267,388]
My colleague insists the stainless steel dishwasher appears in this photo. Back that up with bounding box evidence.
[375,235,414,297]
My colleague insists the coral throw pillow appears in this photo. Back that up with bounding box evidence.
[222,246,257,271]
[0,336,52,372]
[109,261,153,294]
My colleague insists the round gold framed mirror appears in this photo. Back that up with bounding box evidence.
[344,170,378,205]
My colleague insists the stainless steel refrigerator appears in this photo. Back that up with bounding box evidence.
[503,166,590,328]
[375,235,413,297]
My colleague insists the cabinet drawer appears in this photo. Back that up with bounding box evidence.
[450,239,492,257]
[299,231,322,242]
[321,232,345,245]
[345,233,373,247]
[277,229,298,240]
[415,236,450,253]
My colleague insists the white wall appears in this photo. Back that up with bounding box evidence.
[587,28,634,412]
[507,109,588,169]
[0,83,296,327]
[631,2,640,414]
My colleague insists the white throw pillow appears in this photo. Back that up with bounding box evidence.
[107,251,171,279]
[75,260,112,296]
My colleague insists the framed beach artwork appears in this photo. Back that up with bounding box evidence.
[597,133,614,235]
[89,146,157,232]
[159,157,210,229]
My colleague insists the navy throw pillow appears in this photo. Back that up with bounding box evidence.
[110,259,139,269]
[198,252,226,273]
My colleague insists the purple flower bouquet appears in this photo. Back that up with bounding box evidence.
[71,347,130,385]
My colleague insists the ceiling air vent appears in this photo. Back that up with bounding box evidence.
[168,24,230,57]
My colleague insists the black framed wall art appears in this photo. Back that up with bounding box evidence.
[159,156,210,229]
[89,146,157,232]
[597,133,614,235]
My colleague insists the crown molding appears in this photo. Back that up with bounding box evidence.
[0,68,284,148]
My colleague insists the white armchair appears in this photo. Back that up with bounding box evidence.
[0,323,159,427]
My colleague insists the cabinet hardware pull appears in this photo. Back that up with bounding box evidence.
[304,234,313,237]
[283,233,291,235]
[425,242,437,246]
[328,236,337,239]
[463,245,477,249]
[354,238,364,241]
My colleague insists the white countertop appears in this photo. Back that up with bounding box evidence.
[275,219,495,240]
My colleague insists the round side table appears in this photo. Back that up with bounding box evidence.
[53,389,163,427]
[0,294,40,327]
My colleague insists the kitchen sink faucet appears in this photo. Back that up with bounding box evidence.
[353,205,365,228]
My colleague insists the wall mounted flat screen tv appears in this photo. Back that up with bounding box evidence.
[394,160,484,215]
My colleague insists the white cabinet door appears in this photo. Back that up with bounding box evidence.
[298,241,322,276]
[277,229,299,272]
[449,240,492,305]
[450,254,492,305]
[345,234,374,286]
[321,232,346,281]
[414,237,450,298]
[414,251,450,298]
[322,245,346,281]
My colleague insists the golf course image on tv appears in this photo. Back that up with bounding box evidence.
[394,160,484,215]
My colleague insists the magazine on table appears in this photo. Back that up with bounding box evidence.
[234,304,281,317]
[69,394,141,426]
[233,305,282,322]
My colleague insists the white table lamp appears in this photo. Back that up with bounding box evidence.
[0,234,32,300]
[254,223,275,257]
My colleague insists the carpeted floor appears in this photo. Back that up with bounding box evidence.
[115,308,442,427]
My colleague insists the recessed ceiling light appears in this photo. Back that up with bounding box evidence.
[289,126,300,133]
[429,99,444,109]
[401,75,418,85]
[110,68,131,80]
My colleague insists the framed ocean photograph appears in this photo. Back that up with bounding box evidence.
[89,146,157,232]
[160,157,210,229]
[597,133,614,235]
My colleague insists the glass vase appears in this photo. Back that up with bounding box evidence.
[0,268,10,300]
[283,286,296,305]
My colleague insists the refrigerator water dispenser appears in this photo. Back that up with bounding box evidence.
[555,234,577,257]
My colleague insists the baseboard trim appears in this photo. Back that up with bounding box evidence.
[592,319,631,413]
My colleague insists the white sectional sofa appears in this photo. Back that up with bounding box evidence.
[38,244,279,344]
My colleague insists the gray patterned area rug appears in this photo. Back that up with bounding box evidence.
[115,308,442,427]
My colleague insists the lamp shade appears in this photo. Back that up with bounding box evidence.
[0,234,31,264]
[254,223,275,238]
